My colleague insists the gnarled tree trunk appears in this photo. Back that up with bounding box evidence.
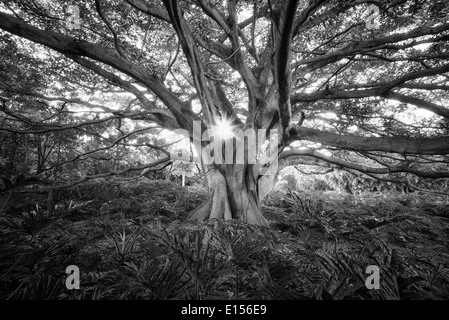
[186,164,271,227]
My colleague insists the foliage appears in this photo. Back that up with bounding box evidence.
[274,165,448,196]
[1,180,448,300]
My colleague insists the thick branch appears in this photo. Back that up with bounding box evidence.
[288,126,449,155]
[227,0,261,122]
[275,0,300,137]
[279,149,449,178]
[95,0,127,58]
[124,0,170,22]
[162,0,217,124]
[291,64,449,111]
[384,92,449,119]
[0,11,196,131]
[292,23,449,72]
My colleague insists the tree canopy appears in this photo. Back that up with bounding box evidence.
[1,0,449,222]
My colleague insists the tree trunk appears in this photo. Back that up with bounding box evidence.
[186,164,270,227]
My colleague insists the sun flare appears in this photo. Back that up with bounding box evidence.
[213,118,234,140]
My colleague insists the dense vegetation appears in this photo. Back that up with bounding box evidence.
[1,178,448,300]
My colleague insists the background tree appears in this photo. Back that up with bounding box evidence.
[1,0,449,227]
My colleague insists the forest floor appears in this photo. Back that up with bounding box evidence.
[1,179,448,300]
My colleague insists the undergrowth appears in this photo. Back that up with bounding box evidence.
[0,180,448,299]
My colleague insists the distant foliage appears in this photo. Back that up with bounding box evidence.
[273,165,447,195]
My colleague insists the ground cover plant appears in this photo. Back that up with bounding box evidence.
[1,179,448,300]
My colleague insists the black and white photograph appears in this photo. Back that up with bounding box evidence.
[0,0,448,307]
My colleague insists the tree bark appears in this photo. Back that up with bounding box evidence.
[186,164,270,227]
